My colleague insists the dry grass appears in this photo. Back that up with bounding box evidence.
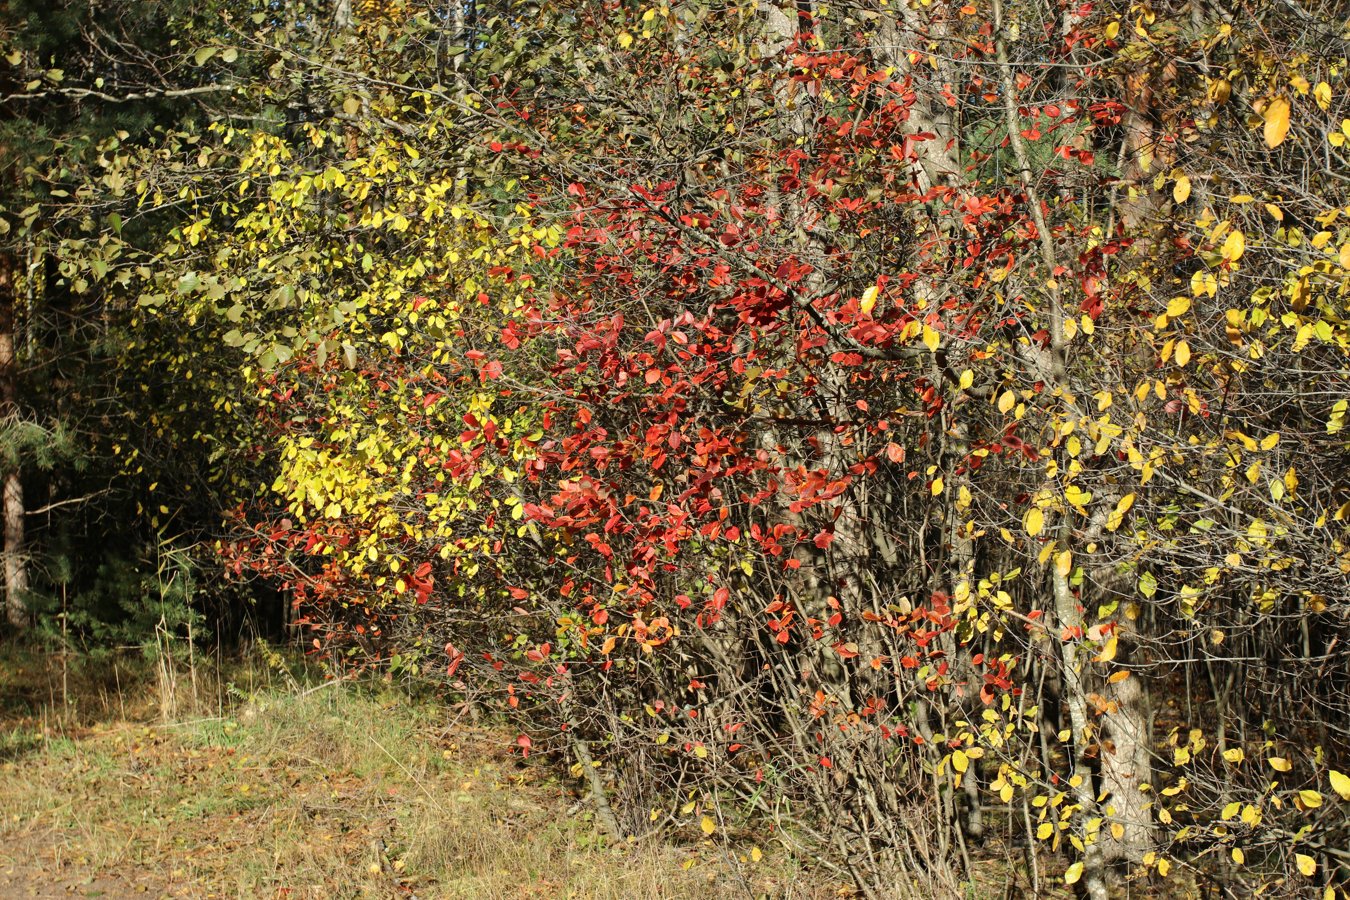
[0,649,840,899]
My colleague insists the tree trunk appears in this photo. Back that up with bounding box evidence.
[0,262,27,629]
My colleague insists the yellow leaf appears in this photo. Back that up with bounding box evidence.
[1096,636,1118,663]
[952,749,969,773]
[1223,230,1246,261]
[1174,341,1191,367]
[931,476,944,496]
[1055,550,1073,577]
[617,31,634,49]
[1263,96,1291,148]
[1314,82,1332,111]
[1232,847,1245,865]
[1296,853,1316,877]
[1065,485,1092,508]
[1106,493,1135,532]
[1025,507,1045,537]
[1157,857,1171,877]
[1329,769,1350,800]
[1299,790,1323,809]
[922,324,940,352]
[1064,861,1083,885]
[1268,757,1292,772]
[859,284,880,316]
[750,846,762,863]
[1221,801,1241,820]
[700,815,716,835]
[1105,20,1119,39]
[1037,822,1054,840]
[1167,296,1192,317]
[997,390,1016,414]
[1173,175,1191,203]
[1223,747,1245,763]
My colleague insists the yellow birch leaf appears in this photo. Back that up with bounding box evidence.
[617,32,634,48]
[1106,493,1135,532]
[1296,854,1316,877]
[1299,790,1323,808]
[952,750,969,773]
[931,476,944,496]
[1055,550,1073,577]
[1167,296,1191,317]
[1064,862,1083,885]
[1037,822,1054,840]
[922,324,940,352]
[700,816,716,835]
[1174,341,1191,367]
[1329,769,1350,800]
[1025,507,1045,537]
[859,284,880,316]
[1268,757,1292,772]
[1263,96,1291,148]
[1314,82,1331,111]
[1096,636,1118,663]
[1232,847,1245,865]
[1173,175,1191,203]
[1223,230,1246,261]
[750,846,763,863]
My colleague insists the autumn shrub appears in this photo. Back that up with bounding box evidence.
[98,0,1350,896]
